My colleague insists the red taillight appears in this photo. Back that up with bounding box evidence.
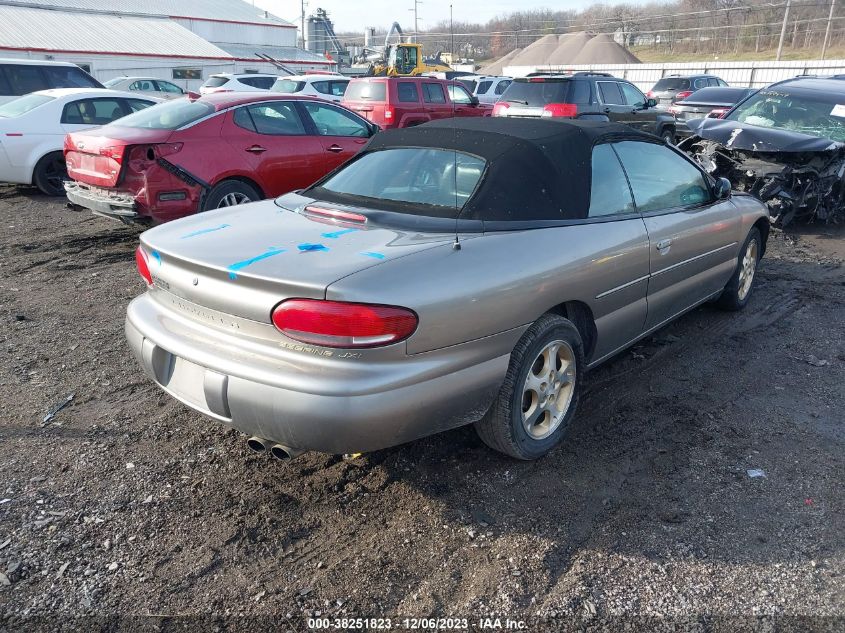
[541,103,577,118]
[492,102,510,117]
[708,108,729,119]
[272,299,418,348]
[384,106,394,120]
[100,146,125,165]
[674,90,693,102]
[529,77,546,82]
[646,90,654,98]
[135,246,152,286]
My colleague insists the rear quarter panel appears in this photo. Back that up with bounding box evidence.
[326,222,651,358]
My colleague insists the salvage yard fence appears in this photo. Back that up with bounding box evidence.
[503,59,845,93]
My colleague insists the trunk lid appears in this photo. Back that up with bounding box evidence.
[65,126,173,188]
[139,195,455,324]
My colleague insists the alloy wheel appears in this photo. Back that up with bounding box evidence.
[737,239,758,301]
[521,339,576,440]
[217,192,252,207]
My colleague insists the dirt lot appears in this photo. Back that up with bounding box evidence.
[0,186,843,632]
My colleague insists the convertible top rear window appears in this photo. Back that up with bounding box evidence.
[310,148,486,218]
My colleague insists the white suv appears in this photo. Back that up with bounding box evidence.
[465,76,512,104]
[199,73,278,94]
[270,74,350,103]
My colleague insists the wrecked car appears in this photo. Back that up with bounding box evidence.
[680,76,845,225]
[127,118,769,462]
[64,94,376,223]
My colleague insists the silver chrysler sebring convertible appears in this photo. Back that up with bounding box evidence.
[127,118,770,460]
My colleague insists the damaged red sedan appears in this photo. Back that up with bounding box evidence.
[64,93,377,223]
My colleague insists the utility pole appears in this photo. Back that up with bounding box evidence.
[301,0,306,49]
[822,0,836,59]
[411,0,422,43]
[776,0,792,61]
[450,4,454,61]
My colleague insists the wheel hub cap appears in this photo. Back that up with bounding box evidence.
[738,239,758,301]
[521,339,576,440]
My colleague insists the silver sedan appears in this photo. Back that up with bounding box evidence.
[126,118,770,461]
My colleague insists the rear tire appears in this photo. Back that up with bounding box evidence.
[32,152,67,196]
[202,180,261,211]
[717,227,762,311]
[475,314,584,460]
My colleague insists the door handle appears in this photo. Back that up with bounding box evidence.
[603,107,611,114]
[656,238,673,251]
[245,145,266,154]
[326,144,344,153]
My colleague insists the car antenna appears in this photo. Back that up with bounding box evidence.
[452,90,461,251]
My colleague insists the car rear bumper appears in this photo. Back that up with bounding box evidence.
[125,292,513,454]
[65,181,139,222]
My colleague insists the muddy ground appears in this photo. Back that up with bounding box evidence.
[0,186,843,632]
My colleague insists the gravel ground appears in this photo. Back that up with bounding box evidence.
[0,186,843,632]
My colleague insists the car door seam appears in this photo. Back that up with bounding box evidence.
[650,241,737,278]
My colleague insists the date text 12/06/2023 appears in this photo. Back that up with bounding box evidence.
[306,617,528,630]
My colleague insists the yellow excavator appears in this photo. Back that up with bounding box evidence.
[360,23,452,76]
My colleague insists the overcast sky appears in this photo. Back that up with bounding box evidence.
[253,1,630,34]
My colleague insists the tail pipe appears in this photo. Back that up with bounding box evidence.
[246,436,269,453]
[269,444,305,461]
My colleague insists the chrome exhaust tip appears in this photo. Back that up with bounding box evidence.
[269,444,305,461]
[246,436,268,453]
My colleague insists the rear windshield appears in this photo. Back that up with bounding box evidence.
[500,79,572,106]
[0,94,54,117]
[344,81,387,102]
[272,79,305,93]
[309,148,486,217]
[683,87,751,105]
[202,76,229,88]
[653,77,691,91]
[110,99,214,130]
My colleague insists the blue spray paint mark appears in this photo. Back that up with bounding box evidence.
[298,243,329,253]
[361,251,386,260]
[150,250,162,266]
[180,224,230,239]
[321,228,358,239]
[227,247,286,279]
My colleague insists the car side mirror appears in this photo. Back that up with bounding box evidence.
[186,91,200,100]
[368,122,380,136]
[646,98,658,108]
[469,96,480,106]
[715,177,731,200]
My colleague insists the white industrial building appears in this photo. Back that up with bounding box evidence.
[0,0,336,90]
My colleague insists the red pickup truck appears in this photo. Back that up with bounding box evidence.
[341,77,492,129]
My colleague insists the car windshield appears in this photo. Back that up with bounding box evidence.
[103,78,123,87]
[272,79,305,93]
[110,99,214,130]
[202,76,229,88]
[309,148,486,217]
[653,77,690,91]
[0,94,54,118]
[725,89,845,142]
[501,79,570,106]
[344,81,387,101]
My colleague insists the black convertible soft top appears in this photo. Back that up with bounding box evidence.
[359,118,654,222]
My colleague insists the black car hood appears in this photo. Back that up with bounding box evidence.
[687,118,844,153]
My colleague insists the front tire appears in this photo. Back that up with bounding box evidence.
[475,314,584,460]
[660,128,676,145]
[717,227,762,311]
[32,152,67,196]
[202,180,261,211]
